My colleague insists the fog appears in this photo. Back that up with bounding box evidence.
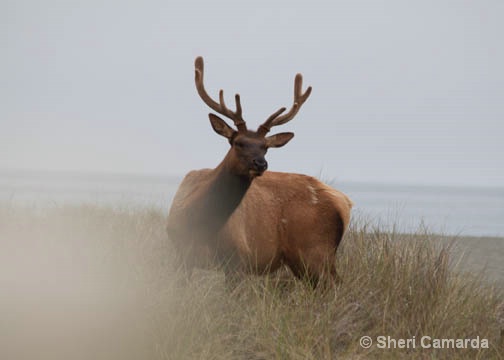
[0,206,170,359]
[2,0,503,187]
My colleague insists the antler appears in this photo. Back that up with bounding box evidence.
[257,73,312,136]
[194,56,247,132]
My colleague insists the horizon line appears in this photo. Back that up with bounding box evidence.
[1,166,503,191]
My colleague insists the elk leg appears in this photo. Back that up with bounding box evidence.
[285,247,341,289]
[285,260,319,288]
[328,264,342,285]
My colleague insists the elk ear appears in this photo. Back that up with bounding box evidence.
[209,113,236,139]
[265,132,295,148]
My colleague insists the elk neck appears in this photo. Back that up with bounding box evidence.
[193,150,253,234]
[209,153,252,215]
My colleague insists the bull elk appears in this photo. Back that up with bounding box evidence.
[167,57,353,287]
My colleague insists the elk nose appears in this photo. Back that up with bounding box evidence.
[253,158,268,172]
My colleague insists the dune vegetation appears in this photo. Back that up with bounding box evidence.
[0,203,502,359]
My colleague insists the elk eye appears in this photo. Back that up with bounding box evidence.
[234,141,244,148]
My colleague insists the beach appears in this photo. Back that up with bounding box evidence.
[1,203,503,359]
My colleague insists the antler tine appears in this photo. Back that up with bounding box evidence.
[194,56,247,132]
[257,73,312,136]
[257,107,286,135]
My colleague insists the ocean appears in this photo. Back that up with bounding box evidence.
[1,169,503,237]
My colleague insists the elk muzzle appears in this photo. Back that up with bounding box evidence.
[250,158,268,177]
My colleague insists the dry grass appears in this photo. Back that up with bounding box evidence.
[0,204,502,359]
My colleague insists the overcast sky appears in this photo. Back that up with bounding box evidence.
[2,0,503,187]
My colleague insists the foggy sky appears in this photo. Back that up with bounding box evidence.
[2,0,503,187]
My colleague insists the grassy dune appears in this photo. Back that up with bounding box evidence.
[0,204,502,359]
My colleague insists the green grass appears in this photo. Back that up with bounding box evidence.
[0,204,502,359]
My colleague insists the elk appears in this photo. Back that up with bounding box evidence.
[167,57,353,287]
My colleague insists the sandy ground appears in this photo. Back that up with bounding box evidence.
[446,235,504,285]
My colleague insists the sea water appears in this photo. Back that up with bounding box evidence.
[1,169,503,237]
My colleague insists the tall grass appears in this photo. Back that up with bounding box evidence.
[0,204,502,359]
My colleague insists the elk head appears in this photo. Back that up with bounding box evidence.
[195,56,312,179]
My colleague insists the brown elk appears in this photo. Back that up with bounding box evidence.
[167,56,353,287]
